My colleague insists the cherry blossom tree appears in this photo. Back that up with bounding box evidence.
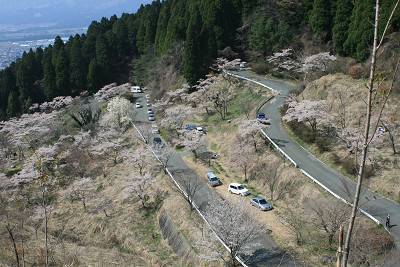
[102,97,134,131]
[155,146,175,173]
[198,199,265,266]
[69,177,93,211]
[214,58,243,72]
[125,146,153,176]
[283,97,331,140]
[207,79,235,120]
[0,111,59,158]
[161,105,195,133]
[237,120,264,152]
[180,175,202,212]
[307,198,350,247]
[0,192,22,267]
[30,96,76,113]
[94,83,130,101]
[231,137,256,182]
[131,173,154,209]
[381,113,399,155]
[182,130,205,158]
[252,157,298,201]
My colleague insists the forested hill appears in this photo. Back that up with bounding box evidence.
[1,0,400,120]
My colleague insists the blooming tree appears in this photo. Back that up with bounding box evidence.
[155,145,175,172]
[0,111,59,158]
[131,173,154,209]
[102,97,134,131]
[182,130,205,158]
[30,96,76,113]
[198,199,265,266]
[237,120,264,152]
[94,83,131,101]
[283,97,331,140]
[204,78,235,120]
[125,146,154,176]
[214,58,243,71]
[231,137,256,182]
[161,104,195,132]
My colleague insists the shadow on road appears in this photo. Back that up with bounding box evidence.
[242,248,297,267]
[271,138,289,147]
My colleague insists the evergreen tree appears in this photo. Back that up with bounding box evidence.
[249,16,268,55]
[55,48,70,96]
[241,0,257,16]
[309,0,333,40]
[87,59,101,93]
[183,5,203,85]
[333,0,353,55]
[6,90,19,117]
[343,0,374,61]
[16,53,36,112]
[0,68,16,110]
[275,20,291,50]
[113,20,130,58]
[69,36,87,95]
[52,36,65,66]
[42,47,57,100]
[155,1,171,53]
[95,34,110,84]
[380,0,400,36]
[164,0,188,51]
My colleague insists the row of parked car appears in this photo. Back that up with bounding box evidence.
[206,171,273,211]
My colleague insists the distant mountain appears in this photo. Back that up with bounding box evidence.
[0,0,152,29]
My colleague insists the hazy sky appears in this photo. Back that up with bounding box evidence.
[0,0,152,29]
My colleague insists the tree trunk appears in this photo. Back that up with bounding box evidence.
[337,226,344,267]
[342,1,380,266]
[21,219,25,267]
[44,206,49,267]
[6,225,20,267]
[384,125,397,154]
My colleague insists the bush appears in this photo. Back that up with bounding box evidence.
[251,62,269,75]
[342,157,358,176]
[348,64,363,79]
[292,81,307,96]
[315,137,331,153]
[288,121,316,143]
[121,91,135,103]
[350,222,395,266]
[5,165,22,177]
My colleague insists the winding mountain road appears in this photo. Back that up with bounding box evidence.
[228,70,400,247]
[132,92,296,267]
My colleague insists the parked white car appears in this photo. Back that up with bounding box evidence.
[152,125,159,134]
[228,183,250,196]
[131,86,142,93]
[135,103,142,108]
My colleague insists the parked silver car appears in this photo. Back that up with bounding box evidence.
[207,171,222,187]
[250,196,273,211]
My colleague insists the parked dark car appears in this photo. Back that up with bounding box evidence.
[257,112,270,124]
[153,137,162,145]
[185,124,197,131]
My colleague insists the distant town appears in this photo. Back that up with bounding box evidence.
[0,37,70,70]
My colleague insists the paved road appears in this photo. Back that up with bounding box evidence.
[131,92,297,267]
[229,70,400,247]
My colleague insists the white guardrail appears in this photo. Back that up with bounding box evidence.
[132,124,249,267]
[224,71,383,228]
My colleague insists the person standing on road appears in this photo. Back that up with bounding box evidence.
[386,214,391,228]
